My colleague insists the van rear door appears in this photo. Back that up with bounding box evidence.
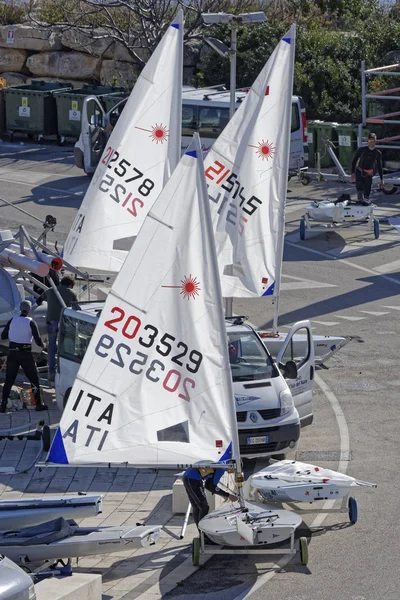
[80,96,106,174]
[276,320,314,427]
[289,96,308,171]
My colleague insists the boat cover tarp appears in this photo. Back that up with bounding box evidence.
[0,517,74,546]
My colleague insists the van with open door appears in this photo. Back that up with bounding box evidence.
[55,305,314,459]
[74,89,308,176]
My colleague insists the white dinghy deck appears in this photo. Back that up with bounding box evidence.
[247,459,377,525]
[300,197,380,241]
[0,517,161,565]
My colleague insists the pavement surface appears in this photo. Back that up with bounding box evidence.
[1,142,400,599]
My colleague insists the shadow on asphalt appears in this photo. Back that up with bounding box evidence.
[12,175,89,209]
[261,272,400,329]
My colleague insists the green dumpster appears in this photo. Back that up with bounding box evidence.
[3,80,73,141]
[54,84,125,141]
[307,121,318,167]
[102,90,129,114]
[335,124,360,172]
[0,89,6,139]
[315,121,339,168]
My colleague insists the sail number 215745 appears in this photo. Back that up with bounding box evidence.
[94,306,203,402]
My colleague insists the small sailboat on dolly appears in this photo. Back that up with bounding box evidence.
[247,460,376,525]
[36,132,307,566]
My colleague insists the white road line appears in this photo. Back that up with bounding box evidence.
[334,315,366,321]
[286,239,400,285]
[0,176,84,195]
[375,259,400,273]
[381,305,400,310]
[359,310,389,316]
[311,320,340,326]
[230,373,350,600]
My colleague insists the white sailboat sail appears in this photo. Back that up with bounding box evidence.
[47,134,238,467]
[63,11,183,273]
[204,25,296,298]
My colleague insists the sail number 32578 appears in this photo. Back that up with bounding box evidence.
[98,146,155,218]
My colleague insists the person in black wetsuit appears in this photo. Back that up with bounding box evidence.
[351,133,384,205]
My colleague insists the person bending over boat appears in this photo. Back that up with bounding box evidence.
[183,446,238,531]
[1,300,47,413]
[351,133,384,205]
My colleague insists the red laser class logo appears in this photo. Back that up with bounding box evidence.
[248,139,275,161]
[135,123,169,144]
[162,275,201,300]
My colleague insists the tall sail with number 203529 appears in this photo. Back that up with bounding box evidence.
[47,133,238,468]
[204,25,296,298]
[62,11,183,273]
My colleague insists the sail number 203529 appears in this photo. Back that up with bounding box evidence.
[94,306,203,402]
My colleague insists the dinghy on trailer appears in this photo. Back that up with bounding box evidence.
[248,460,376,524]
[0,495,102,530]
[300,196,380,240]
[199,501,302,547]
[0,517,160,564]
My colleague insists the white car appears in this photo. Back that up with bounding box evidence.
[0,555,36,600]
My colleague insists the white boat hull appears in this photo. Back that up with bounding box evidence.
[0,495,102,530]
[199,500,302,547]
[258,332,348,361]
[306,200,373,223]
[249,460,376,504]
[0,523,161,563]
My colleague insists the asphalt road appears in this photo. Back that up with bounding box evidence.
[1,142,399,600]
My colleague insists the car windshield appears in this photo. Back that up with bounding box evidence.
[227,331,277,381]
[59,315,96,363]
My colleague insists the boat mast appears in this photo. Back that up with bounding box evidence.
[272,24,296,334]
[196,137,245,507]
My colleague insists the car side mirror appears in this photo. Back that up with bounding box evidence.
[279,360,298,379]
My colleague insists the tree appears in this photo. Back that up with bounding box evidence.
[28,0,263,69]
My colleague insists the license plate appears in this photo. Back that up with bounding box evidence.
[246,435,268,445]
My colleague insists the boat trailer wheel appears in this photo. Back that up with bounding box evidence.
[299,536,308,565]
[348,496,358,524]
[192,536,201,566]
[382,185,398,195]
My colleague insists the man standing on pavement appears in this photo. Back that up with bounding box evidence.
[36,275,78,386]
[351,132,384,204]
[1,300,47,413]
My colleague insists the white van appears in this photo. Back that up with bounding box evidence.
[74,87,308,175]
[55,304,314,459]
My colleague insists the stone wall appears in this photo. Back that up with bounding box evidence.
[0,24,200,89]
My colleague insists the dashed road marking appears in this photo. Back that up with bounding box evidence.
[359,310,390,316]
[334,315,366,321]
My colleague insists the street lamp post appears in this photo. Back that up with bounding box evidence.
[202,12,266,315]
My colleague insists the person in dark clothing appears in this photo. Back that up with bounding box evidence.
[30,268,60,296]
[351,133,384,204]
[183,445,238,530]
[1,300,47,413]
[36,275,78,385]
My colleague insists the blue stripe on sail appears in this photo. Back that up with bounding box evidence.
[47,427,69,464]
[283,37,291,44]
[60,247,64,258]
[171,23,180,29]
[262,282,275,296]
[185,150,197,157]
